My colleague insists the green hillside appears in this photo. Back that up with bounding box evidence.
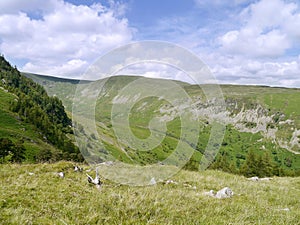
[0,161,299,224]
[0,87,60,162]
[25,73,300,176]
[0,56,82,163]
[23,73,90,112]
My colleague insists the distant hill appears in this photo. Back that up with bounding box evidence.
[24,73,300,176]
[0,56,82,163]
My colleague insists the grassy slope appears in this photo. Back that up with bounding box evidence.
[0,161,299,224]
[22,73,87,112]
[0,88,58,161]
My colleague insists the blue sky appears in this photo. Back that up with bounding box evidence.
[0,0,300,87]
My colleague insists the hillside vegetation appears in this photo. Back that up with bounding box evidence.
[0,161,299,224]
[0,56,82,163]
[26,74,300,177]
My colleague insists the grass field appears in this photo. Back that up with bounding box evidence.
[0,161,299,224]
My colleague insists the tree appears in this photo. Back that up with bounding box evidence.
[240,149,258,177]
[0,138,13,161]
[10,139,25,163]
[35,148,52,162]
[257,152,274,177]
[0,138,25,163]
[210,151,236,173]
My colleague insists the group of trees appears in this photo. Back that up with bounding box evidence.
[240,149,275,177]
[0,138,25,163]
[183,147,299,177]
[209,149,300,177]
[0,55,82,163]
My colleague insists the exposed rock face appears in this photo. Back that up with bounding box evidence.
[157,97,299,154]
[290,129,300,149]
[278,129,300,154]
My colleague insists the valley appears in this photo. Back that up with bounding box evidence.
[24,73,300,176]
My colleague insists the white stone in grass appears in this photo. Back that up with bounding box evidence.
[279,208,290,211]
[165,180,178,185]
[259,177,273,181]
[58,172,64,178]
[204,187,234,199]
[204,190,215,197]
[74,165,83,172]
[247,176,259,181]
[215,187,234,199]
[149,177,156,185]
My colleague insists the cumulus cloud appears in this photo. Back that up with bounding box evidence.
[23,59,89,79]
[205,52,300,87]
[219,0,300,58]
[219,29,290,57]
[202,0,300,87]
[149,0,300,87]
[0,0,134,77]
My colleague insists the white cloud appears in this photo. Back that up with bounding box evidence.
[244,0,298,30]
[205,52,300,87]
[219,0,300,58]
[200,0,300,87]
[219,28,290,57]
[0,0,133,77]
[23,59,88,78]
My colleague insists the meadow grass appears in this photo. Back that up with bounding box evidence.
[0,161,299,224]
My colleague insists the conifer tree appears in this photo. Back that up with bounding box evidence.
[240,149,258,177]
[257,152,274,177]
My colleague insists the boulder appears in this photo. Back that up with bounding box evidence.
[204,187,234,199]
[215,187,234,199]
[247,176,259,181]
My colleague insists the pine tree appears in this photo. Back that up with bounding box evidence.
[0,138,13,161]
[11,139,25,163]
[257,152,274,177]
[240,149,258,177]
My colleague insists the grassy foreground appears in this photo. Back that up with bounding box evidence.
[0,162,299,224]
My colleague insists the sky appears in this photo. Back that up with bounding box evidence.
[0,0,300,87]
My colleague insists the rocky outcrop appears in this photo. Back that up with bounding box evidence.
[157,98,299,154]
